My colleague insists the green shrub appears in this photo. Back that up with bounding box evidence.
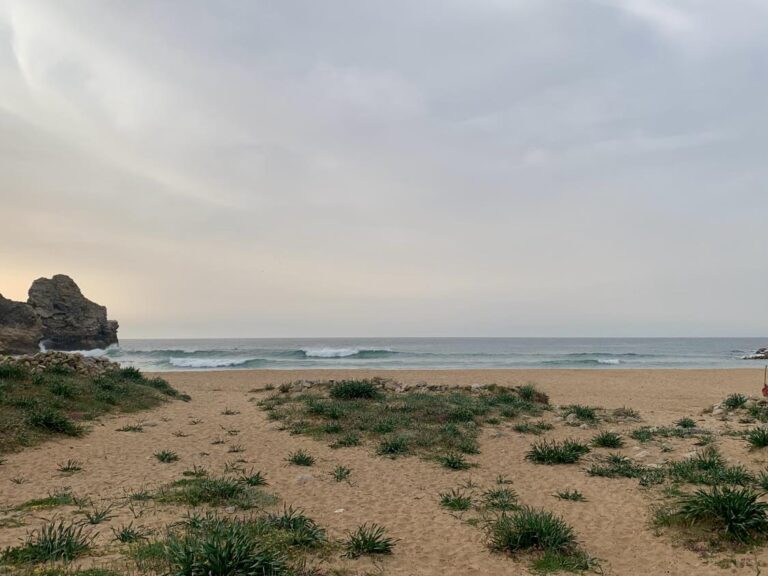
[157,477,275,509]
[724,394,748,410]
[676,417,696,429]
[440,488,472,511]
[343,523,395,558]
[488,506,580,557]
[563,405,598,422]
[591,431,624,448]
[674,486,768,543]
[263,507,326,547]
[239,469,267,486]
[112,522,148,543]
[2,520,92,564]
[25,406,82,436]
[330,380,381,400]
[154,450,179,463]
[555,489,586,502]
[587,454,643,479]
[526,439,590,465]
[332,465,351,482]
[482,488,519,511]
[376,436,409,457]
[287,449,315,466]
[747,427,768,448]
[162,516,286,575]
[513,421,553,435]
[438,452,472,470]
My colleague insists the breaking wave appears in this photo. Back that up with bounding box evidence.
[300,347,396,359]
[169,357,264,368]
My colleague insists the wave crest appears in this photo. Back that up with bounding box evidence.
[300,347,395,359]
[169,357,261,368]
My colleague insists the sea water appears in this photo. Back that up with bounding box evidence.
[79,337,767,371]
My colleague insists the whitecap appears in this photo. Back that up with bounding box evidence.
[169,357,254,368]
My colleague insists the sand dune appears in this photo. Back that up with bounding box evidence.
[1,368,767,575]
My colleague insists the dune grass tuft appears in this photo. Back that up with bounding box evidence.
[591,431,624,448]
[2,520,92,564]
[343,523,395,558]
[440,488,473,511]
[526,439,590,465]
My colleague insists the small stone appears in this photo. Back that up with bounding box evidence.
[296,474,314,484]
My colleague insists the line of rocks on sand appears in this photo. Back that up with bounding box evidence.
[0,350,122,378]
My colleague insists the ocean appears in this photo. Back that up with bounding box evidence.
[77,337,768,371]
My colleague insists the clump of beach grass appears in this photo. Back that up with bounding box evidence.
[526,439,590,465]
[343,523,395,558]
[591,431,624,448]
[555,489,586,502]
[1,519,92,564]
[440,488,473,511]
[657,486,768,544]
[487,507,592,572]
[156,476,276,509]
[154,450,179,463]
[513,421,553,435]
[287,449,315,466]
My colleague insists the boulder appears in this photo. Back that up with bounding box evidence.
[27,275,118,351]
[0,294,43,354]
[743,347,768,360]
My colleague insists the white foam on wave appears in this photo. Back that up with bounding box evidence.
[302,347,362,358]
[301,347,393,358]
[597,358,621,365]
[169,357,253,368]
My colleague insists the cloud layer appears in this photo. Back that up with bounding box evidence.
[1,0,766,337]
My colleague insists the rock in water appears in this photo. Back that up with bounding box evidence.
[0,294,43,354]
[27,275,119,351]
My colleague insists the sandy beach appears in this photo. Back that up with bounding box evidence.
[2,368,768,576]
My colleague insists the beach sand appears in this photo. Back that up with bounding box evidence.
[2,368,767,575]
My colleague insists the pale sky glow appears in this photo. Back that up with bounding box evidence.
[1,0,766,337]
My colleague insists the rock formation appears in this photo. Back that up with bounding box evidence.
[0,275,119,354]
[744,348,768,360]
[0,294,43,354]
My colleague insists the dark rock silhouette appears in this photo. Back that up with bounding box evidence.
[0,294,43,354]
[0,275,118,354]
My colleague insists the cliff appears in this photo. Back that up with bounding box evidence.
[0,275,118,354]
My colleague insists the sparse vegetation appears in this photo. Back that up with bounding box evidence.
[659,486,768,544]
[746,427,768,449]
[555,489,586,502]
[112,522,149,543]
[2,520,92,564]
[240,469,268,486]
[56,459,83,473]
[513,421,553,435]
[332,465,351,482]
[591,431,624,448]
[343,523,395,558]
[0,365,182,454]
[587,453,644,479]
[287,449,315,466]
[526,439,590,465]
[487,507,591,571]
[259,381,549,463]
[440,488,473,511]
[562,404,598,422]
[156,476,276,509]
[482,488,519,511]
[82,503,114,525]
[676,417,696,429]
[723,394,748,410]
[154,450,179,463]
[438,452,473,470]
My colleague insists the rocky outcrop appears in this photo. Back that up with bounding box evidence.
[0,294,43,354]
[0,275,119,354]
[28,275,119,351]
[743,348,768,360]
[0,350,121,377]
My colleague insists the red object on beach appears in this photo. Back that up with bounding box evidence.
[762,383,768,398]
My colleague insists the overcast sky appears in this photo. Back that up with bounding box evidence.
[1,1,766,338]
